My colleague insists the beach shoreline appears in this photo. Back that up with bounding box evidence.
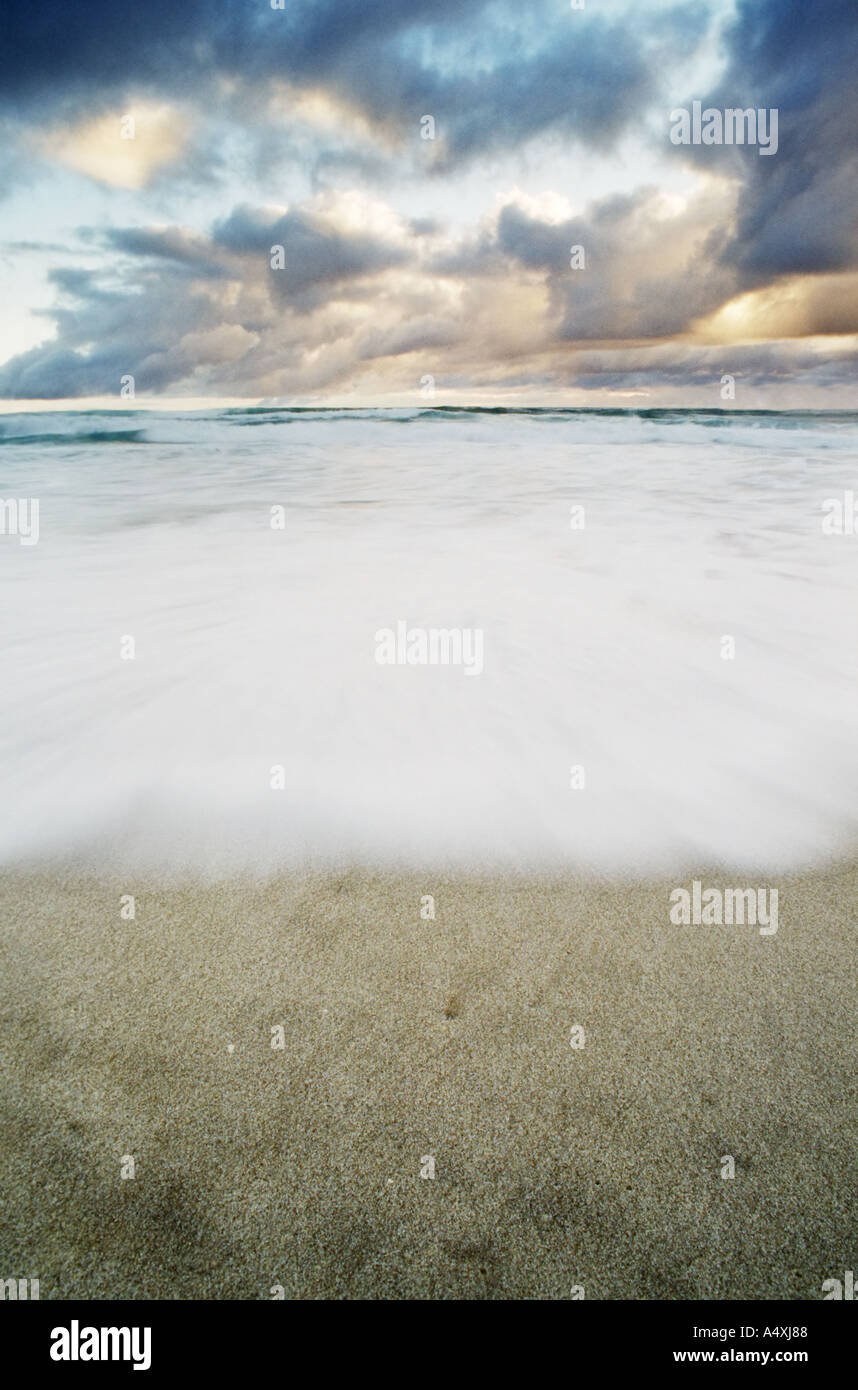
[2,860,856,1300]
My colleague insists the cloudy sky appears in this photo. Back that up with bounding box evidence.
[0,0,856,407]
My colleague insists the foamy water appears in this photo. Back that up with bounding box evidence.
[1,406,857,873]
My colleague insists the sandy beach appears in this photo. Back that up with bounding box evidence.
[2,861,856,1300]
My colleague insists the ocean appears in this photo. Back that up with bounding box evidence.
[1,406,856,873]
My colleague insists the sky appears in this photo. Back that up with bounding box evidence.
[0,0,856,408]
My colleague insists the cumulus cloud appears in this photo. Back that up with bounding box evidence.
[212,196,412,310]
[427,185,741,344]
[670,0,858,288]
[0,192,439,396]
[0,0,855,400]
[3,177,854,402]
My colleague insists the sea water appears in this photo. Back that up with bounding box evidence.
[1,406,856,873]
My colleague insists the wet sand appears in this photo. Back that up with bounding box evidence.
[1,863,856,1299]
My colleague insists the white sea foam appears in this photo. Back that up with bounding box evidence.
[1,407,857,873]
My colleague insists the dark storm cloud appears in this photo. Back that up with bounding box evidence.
[326,15,674,170]
[671,0,858,287]
[0,0,708,170]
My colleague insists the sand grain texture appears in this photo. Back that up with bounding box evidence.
[1,866,856,1299]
